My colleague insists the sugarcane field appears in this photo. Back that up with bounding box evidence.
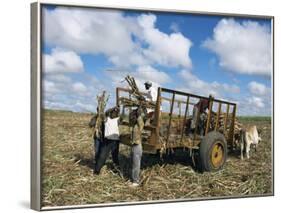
[41,76,272,207]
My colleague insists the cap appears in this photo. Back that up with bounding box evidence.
[144,81,152,87]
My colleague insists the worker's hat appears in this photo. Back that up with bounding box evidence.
[144,81,152,87]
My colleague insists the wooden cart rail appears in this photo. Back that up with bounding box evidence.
[116,87,237,151]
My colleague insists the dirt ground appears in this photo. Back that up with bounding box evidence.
[41,110,272,207]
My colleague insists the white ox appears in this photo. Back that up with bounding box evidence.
[240,125,261,160]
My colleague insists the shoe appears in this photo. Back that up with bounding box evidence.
[129,182,139,187]
[93,170,100,175]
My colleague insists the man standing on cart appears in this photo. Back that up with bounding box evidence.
[190,95,213,137]
[144,81,157,125]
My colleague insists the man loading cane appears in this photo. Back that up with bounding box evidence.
[190,95,213,137]
[94,106,121,175]
[144,81,157,125]
[129,107,145,187]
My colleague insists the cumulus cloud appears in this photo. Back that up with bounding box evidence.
[105,65,171,94]
[135,65,170,85]
[44,8,136,55]
[43,80,99,112]
[170,22,180,32]
[247,96,265,108]
[45,74,72,83]
[138,14,192,68]
[178,70,240,98]
[72,82,87,93]
[202,18,272,76]
[43,8,193,69]
[43,48,84,73]
[43,80,58,93]
[248,81,268,96]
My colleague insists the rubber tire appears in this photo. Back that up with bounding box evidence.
[199,131,227,172]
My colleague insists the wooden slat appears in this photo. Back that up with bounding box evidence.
[166,92,175,143]
[161,87,236,105]
[152,87,162,146]
[205,98,214,135]
[228,105,236,149]
[215,103,221,131]
[223,104,230,133]
[116,88,120,106]
[128,93,132,114]
[180,96,190,143]
[193,103,201,145]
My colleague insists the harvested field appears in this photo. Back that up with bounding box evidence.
[42,109,273,207]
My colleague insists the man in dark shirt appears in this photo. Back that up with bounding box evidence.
[88,107,105,165]
[190,96,212,136]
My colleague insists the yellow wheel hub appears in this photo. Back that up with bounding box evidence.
[210,142,224,168]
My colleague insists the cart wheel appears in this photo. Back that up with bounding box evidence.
[199,131,227,172]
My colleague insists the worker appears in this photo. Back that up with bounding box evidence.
[144,81,157,103]
[144,81,158,125]
[190,96,213,137]
[94,106,120,175]
[129,106,145,187]
[88,106,105,165]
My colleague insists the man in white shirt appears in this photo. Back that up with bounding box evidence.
[94,106,120,175]
[145,81,157,103]
[144,81,158,125]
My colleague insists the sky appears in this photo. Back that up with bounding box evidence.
[42,5,272,116]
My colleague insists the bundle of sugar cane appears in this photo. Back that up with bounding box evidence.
[93,91,109,138]
[119,97,156,109]
[124,75,156,109]
[125,75,145,102]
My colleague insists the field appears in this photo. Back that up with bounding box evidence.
[42,110,273,207]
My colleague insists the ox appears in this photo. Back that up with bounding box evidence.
[240,125,261,160]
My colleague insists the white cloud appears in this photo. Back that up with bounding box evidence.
[43,80,58,93]
[104,65,171,95]
[43,8,193,69]
[44,8,136,55]
[248,81,268,96]
[72,82,87,93]
[42,73,102,113]
[45,74,72,83]
[43,48,84,73]
[202,18,271,76]
[43,7,146,68]
[178,70,240,98]
[247,96,265,108]
[135,65,170,85]
[170,22,180,32]
[138,14,192,68]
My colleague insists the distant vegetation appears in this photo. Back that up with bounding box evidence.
[237,116,271,122]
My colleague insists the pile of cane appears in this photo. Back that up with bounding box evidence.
[119,75,156,109]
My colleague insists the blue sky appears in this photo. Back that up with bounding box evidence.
[42,5,272,116]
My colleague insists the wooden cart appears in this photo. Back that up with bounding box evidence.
[116,87,237,172]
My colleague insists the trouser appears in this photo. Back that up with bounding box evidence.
[131,143,143,183]
[145,111,154,126]
[191,107,206,135]
[94,139,119,174]
[93,138,101,163]
[191,106,199,130]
